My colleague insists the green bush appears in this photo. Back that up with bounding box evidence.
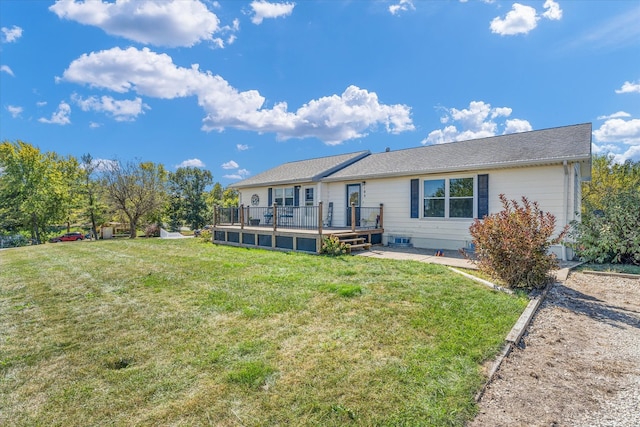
[320,235,349,256]
[469,195,567,290]
[144,223,160,238]
[198,228,212,243]
[571,189,640,265]
[0,233,28,248]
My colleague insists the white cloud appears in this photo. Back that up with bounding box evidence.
[7,105,23,118]
[177,158,206,168]
[490,1,562,36]
[93,158,119,172]
[222,160,239,169]
[593,117,640,162]
[612,145,640,163]
[223,169,250,180]
[1,25,23,43]
[89,121,102,128]
[597,111,631,120]
[60,47,414,145]
[491,107,512,119]
[503,118,533,134]
[36,101,48,107]
[1,65,14,76]
[541,0,562,20]
[71,94,150,121]
[250,1,295,25]
[237,144,249,151]
[49,0,221,48]
[212,18,240,49]
[593,118,640,146]
[615,81,640,94]
[490,3,538,36]
[422,101,531,145]
[38,101,71,125]
[591,143,620,155]
[389,0,415,16]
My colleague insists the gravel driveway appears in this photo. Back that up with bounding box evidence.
[470,271,640,427]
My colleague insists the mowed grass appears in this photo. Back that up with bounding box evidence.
[0,239,528,426]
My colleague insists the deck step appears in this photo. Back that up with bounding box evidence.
[329,233,371,252]
[330,232,359,237]
[339,238,365,244]
[348,243,371,252]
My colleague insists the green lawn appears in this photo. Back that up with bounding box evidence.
[0,239,528,426]
[577,262,640,275]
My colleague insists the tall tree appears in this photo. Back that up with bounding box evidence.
[80,154,107,239]
[102,160,167,238]
[0,140,79,243]
[582,155,640,213]
[221,187,239,207]
[168,167,213,230]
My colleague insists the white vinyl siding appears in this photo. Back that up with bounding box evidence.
[238,187,270,208]
[324,164,573,251]
[489,165,567,235]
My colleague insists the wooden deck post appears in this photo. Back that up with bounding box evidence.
[351,202,356,232]
[239,204,245,229]
[379,203,384,229]
[273,203,278,232]
[318,201,323,235]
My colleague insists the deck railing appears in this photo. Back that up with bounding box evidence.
[214,203,383,233]
[354,206,382,229]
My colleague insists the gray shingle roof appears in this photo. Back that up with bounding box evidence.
[323,123,592,181]
[231,150,370,188]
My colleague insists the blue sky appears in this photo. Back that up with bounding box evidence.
[1,0,639,186]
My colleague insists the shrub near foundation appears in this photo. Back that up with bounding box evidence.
[571,189,640,265]
[320,235,349,256]
[469,194,567,289]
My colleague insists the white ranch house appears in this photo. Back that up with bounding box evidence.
[216,123,592,260]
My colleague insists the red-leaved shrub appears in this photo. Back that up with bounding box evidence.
[469,195,567,289]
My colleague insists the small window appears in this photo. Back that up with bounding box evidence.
[274,188,284,206]
[305,188,314,206]
[284,187,294,206]
[449,178,473,218]
[423,179,445,217]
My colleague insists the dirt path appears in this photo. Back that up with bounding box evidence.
[470,272,640,427]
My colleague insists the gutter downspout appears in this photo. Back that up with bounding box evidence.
[562,160,569,261]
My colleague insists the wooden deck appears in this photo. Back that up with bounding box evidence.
[212,224,383,253]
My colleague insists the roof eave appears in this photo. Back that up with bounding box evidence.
[321,154,592,182]
[230,177,315,189]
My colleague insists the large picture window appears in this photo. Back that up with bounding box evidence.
[423,177,474,218]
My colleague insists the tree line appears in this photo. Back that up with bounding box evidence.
[0,140,238,243]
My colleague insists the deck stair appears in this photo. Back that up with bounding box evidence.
[331,232,371,252]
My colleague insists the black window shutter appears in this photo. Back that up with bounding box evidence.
[267,188,273,206]
[410,179,419,218]
[294,186,300,206]
[477,174,489,218]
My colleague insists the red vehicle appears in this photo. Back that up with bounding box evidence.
[49,232,85,243]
